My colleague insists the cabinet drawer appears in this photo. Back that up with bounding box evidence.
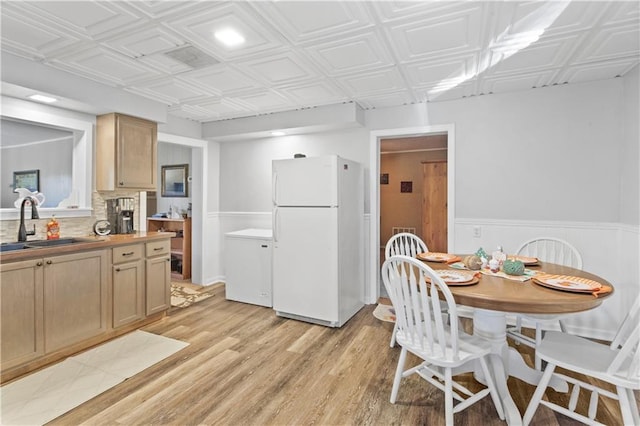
[112,244,143,264]
[146,240,170,257]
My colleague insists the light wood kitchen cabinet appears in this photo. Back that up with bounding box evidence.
[44,250,109,353]
[112,244,145,328]
[145,239,171,315]
[96,113,157,190]
[147,218,191,279]
[0,259,44,370]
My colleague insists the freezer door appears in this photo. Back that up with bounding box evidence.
[272,207,338,322]
[273,156,338,207]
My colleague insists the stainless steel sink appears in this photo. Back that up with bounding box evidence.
[0,242,29,252]
[24,238,82,248]
[0,237,105,252]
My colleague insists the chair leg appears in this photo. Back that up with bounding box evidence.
[617,385,639,426]
[512,316,523,345]
[534,324,543,371]
[523,363,557,426]
[389,322,397,348]
[390,347,407,403]
[479,356,505,420]
[444,367,453,426]
[626,387,640,425]
[558,319,566,333]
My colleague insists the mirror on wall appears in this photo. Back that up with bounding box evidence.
[1,118,74,208]
[161,164,189,197]
[0,96,94,220]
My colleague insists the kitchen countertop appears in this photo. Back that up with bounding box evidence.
[0,232,176,263]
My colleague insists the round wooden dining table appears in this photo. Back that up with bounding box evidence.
[423,257,614,426]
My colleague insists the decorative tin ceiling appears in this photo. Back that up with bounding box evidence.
[1,1,638,123]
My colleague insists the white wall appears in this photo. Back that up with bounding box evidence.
[156,142,192,215]
[219,128,370,213]
[621,64,639,226]
[210,77,639,340]
[368,79,625,222]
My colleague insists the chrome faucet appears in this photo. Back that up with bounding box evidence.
[18,196,40,242]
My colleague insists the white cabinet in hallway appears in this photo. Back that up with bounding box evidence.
[224,229,273,307]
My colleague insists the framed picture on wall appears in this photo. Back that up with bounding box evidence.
[380,173,389,184]
[13,169,40,192]
[400,181,413,193]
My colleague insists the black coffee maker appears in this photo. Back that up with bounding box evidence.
[106,197,135,234]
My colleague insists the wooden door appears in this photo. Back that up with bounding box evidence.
[421,161,447,252]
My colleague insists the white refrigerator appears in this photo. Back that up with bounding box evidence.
[272,155,364,327]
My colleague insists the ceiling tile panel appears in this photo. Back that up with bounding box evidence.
[49,47,163,86]
[488,36,579,75]
[573,26,640,63]
[127,78,209,105]
[165,2,285,61]
[278,81,346,106]
[178,66,260,96]
[0,13,79,60]
[12,1,142,39]
[249,1,373,44]
[404,56,475,88]
[387,7,483,62]
[133,52,194,75]
[482,72,554,94]
[371,1,477,24]
[304,32,394,76]
[188,98,251,120]
[235,51,321,86]
[103,27,185,58]
[337,67,407,97]
[561,60,639,84]
[232,90,297,112]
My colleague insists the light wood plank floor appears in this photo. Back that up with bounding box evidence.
[46,284,635,425]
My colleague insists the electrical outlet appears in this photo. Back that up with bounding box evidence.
[473,226,481,238]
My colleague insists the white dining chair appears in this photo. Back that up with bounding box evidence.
[506,237,583,370]
[384,232,428,347]
[381,255,505,426]
[523,296,640,425]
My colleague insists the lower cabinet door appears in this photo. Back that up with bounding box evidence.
[113,260,144,328]
[44,250,108,352]
[146,255,171,315]
[0,259,44,370]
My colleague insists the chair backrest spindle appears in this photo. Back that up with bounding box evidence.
[382,255,460,362]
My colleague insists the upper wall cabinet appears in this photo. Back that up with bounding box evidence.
[96,113,157,191]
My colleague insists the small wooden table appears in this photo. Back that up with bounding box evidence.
[424,258,614,425]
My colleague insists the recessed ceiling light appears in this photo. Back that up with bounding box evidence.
[271,131,285,136]
[28,94,57,103]
[214,28,245,47]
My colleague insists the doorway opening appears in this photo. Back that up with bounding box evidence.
[368,124,455,303]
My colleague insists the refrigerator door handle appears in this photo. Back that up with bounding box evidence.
[273,206,279,242]
[272,171,278,206]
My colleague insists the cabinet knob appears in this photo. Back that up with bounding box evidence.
[154,247,163,251]
[46,260,53,265]
[119,181,124,186]
[36,261,43,267]
[115,268,121,272]
[122,252,134,256]
[166,258,171,262]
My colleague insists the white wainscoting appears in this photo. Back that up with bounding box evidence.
[455,218,639,340]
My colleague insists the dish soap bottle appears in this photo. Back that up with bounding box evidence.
[46,215,60,240]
